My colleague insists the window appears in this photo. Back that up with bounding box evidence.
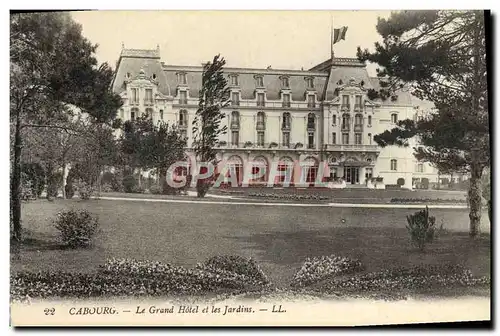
[160,109,164,120]
[257,93,265,107]
[332,132,336,144]
[390,159,398,171]
[305,77,314,89]
[231,92,240,106]
[355,95,362,106]
[307,94,316,108]
[368,133,372,144]
[145,108,153,119]
[354,114,363,125]
[131,88,139,104]
[145,89,153,104]
[119,109,124,119]
[391,113,398,124]
[342,114,350,130]
[332,114,336,126]
[282,132,290,147]
[230,75,239,86]
[282,112,291,129]
[231,111,240,128]
[178,72,187,85]
[179,110,188,127]
[308,132,315,149]
[256,112,266,131]
[257,131,265,147]
[355,133,362,145]
[179,91,187,105]
[126,72,131,79]
[231,131,239,146]
[368,115,372,126]
[282,93,291,107]
[281,76,290,88]
[342,133,349,144]
[365,168,373,179]
[255,76,264,87]
[131,108,138,121]
[307,113,315,130]
[180,129,187,140]
[342,95,350,105]
[330,167,338,179]
[417,163,424,173]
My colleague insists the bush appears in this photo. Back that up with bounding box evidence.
[101,183,113,193]
[46,172,63,198]
[397,178,405,186]
[122,175,137,193]
[248,193,330,201]
[149,184,162,194]
[20,175,34,201]
[53,209,99,248]
[421,178,430,189]
[65,183,75,199]
[101,172,121,191]
[290,255,363,288]
[77,181,94,200]
[21,163,45,197]
[163,180,180,195]
[406,206,438,251]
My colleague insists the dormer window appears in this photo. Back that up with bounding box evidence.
[152,73,157,80]
[255,75,264,88]
[230,74,239,86]
[231,91,240,106]
[257,93,265,107]
[177,72,187,85]
[305,77,314,89]
[280,76,290,88]
[282,93,291,108]
[179,91,187,105]
[307,94,316,108]
[126,72,131,79]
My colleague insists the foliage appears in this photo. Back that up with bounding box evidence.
[64,182,75,199]
[358,10,489,237]
[149,184,162,195]
[421,177,430,189]
[290,255,363,288]
[20,175,34,201]
[46,171,63,198]
[101,183,113,193]
[122,175,137,193]
[247,193,330,201]
[192,54,230,197]
[406,206,439,250]
[21,163,45,197]
[202,255,269,285]
[53,209,99,248]
[77,181,94,200]
[391,198,466,204]
[397,178,405,186]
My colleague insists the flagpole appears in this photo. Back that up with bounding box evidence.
[330,13,334,61]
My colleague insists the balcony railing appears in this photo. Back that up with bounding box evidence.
[230,121,240,129]
[324,144,380,152]
[215,142,317,150]
[256,121,266,130]
[130,100,139,106]
[354,124,363,132]
[282,101,291,108]
[257,101,265,107]
[231,100,240,107]
[281,123,291,130]
[179,99,188,105]
[341,124,350,131]
[354,104,363,112]
[341,104,350,112]
[307,102,316,108]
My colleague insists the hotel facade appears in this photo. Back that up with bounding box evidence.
[111,46,442,189]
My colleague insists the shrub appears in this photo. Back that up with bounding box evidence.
[248,193,329,201]
[162,180,180,195]
[149,184,162,194]
[122,175,137,193]
[53,209,99,248]
[290,255,363,288]
[421,178,430,189]
[46,172,63,198]
[101,183,113,193]
[21,163,45,197]
[101,172,121,191]
[397,178,405,186]
[406,206,438,251]
[65,183,75,199]
[20,175,34,201]
[375,176,384,182]
[441,178,449,185]
[77,181,94,200]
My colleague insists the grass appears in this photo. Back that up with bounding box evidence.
[11,198,490,292]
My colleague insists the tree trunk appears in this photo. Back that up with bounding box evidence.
[10,111,22,241]
[468,163,483,238]
[61,162,67,199]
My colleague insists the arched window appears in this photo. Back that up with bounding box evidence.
[355,114,363,125]
[342,114,350,130]
[256,112,266,130]
[131,107,139,121]
[391,113,398,124]
[390,159,398,171]
[368,115,372,126]
[231,111,240,128]
[307,113,316,130]
[179,109,188,127]
[282,112,291,129]
[332,114,337,126]
[368,133,372,144]
[145,108,153,119]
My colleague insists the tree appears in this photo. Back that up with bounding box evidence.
[119,114,187,191]
[192,55,230,197]
[357,10,489,237]
[10,12,122,241]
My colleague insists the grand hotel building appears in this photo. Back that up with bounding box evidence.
[111,46,441,189]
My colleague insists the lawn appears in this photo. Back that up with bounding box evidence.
[11,198,490,290]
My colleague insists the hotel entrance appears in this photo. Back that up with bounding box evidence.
[344,166,360,184]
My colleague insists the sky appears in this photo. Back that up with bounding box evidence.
[71,10,392,75]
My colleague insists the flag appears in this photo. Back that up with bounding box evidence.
[333,26,348,45]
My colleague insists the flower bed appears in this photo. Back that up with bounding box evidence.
[247,193,330,201]
[11,256,270,301]
[290,255,363,288]
[390,198,467,204]
[315,264,490,294]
